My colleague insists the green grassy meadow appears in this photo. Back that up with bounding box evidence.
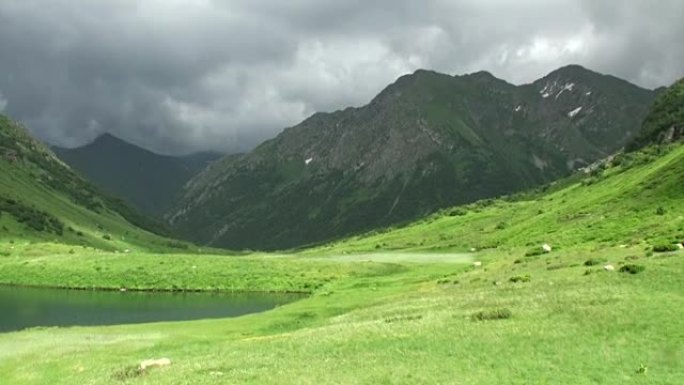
[1,144,683,384]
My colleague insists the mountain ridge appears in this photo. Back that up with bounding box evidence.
[168,65,657,250]
[53,133,222,217]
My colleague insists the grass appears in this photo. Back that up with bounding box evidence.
[0,246,682,384]
[0,144,683,384]
[0,252,404,293]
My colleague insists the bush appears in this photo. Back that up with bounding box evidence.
[0,197,64,235]
[619,264,645,274]
[524,247,545,257]
[471,308,512,321]
[584,258,603,266]
[656,206,666,215]
[509,274,531,283]
[447,208,467,217]
[653,243,679,252]
[102,234,112,241]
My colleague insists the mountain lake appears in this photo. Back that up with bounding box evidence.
[0,286,303,333]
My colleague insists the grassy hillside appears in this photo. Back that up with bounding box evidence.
[312,143,684,256]
[628,77,684,150]
[0,115,193,253]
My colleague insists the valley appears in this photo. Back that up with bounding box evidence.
[0,73,681,384]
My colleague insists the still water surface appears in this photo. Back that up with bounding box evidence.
[0,286,302,333]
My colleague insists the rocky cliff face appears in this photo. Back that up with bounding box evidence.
[168,65,656,250]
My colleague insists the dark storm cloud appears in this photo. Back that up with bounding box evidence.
[0,0,682,154]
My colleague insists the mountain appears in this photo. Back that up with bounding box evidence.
[627,77,684,150]
[321,79,684,254]
[0,114,187,252]
[53,134,222,217]
[168,65,657,250]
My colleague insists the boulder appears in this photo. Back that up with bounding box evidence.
[603,264,615,272]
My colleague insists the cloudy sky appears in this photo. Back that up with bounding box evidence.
[0,0,682,155]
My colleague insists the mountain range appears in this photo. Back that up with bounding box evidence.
[2,65,682,253]
[167,65,657,250]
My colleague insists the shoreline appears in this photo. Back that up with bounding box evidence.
[0,282,312,295]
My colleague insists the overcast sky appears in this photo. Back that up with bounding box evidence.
[0,0,682,155]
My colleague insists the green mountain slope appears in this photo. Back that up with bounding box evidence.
[316,142,684,255]
[627,78,684,150]
[0,115,190,252]
[169,65,656,250]
[317,78,684,254]
[53,134,221,217]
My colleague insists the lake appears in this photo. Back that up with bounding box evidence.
[0,286,302,333]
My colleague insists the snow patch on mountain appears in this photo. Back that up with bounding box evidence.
[568,107,583,118]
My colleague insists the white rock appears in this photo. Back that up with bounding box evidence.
[473,261,482,267]
[139,358,171,371]
[603,265,615,272]
[678,243,684,250]
[542,244,552,253]
[469,247,477,252]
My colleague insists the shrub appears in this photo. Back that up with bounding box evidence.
[524,247,545,257]
[471,308,512,321]
[584,258,603,266]
[509,274,531,283]
[102,234,112,241]
[447,208,467,217]
[653,243,678,252]
[619,264,645,274]
[656,206,666,215]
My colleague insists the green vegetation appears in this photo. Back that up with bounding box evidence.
[309,144,684,256]
[471,308,513,321]
[627,77,684,150]
[0,115,189,252]
[0,252,400,293]
[0,244,682,384]
[619,264,646,275]
[0,140,682,383]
